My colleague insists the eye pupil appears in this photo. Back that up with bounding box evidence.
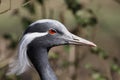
[49,29,56,35]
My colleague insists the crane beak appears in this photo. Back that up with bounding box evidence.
[67,33,96,47]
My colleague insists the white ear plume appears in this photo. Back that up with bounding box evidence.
[7,32,48,75]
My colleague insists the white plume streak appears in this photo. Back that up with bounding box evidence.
[7,32,48,75]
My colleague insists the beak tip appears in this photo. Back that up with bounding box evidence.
[89,43,97,47]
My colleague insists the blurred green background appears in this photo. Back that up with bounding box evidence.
[0,0,120,80]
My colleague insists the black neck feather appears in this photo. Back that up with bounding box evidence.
[27,46,57,80]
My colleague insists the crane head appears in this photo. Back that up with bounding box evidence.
[24,19,96,49]
[7,19,96,75]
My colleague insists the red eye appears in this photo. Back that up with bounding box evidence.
[48,29,57,35]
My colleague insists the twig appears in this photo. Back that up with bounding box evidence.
[0,0,32,14]
[0,0,11,14]
[21,0,32,7]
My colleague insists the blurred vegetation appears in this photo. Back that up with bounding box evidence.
[0,0,120,80]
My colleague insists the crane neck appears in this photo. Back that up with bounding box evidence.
[27,46,57,80]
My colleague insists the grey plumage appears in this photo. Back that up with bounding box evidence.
[7,19,96,80]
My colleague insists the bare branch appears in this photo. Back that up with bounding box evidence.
[21,0,32,7]
[0,0,32,14]
[0,0,11,14]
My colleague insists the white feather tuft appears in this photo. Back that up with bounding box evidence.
[7,32,48,75]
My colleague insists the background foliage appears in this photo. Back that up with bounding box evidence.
[0,0,120,80]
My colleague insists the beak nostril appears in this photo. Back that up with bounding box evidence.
[72,36,80,41]
[73,38,79,41]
